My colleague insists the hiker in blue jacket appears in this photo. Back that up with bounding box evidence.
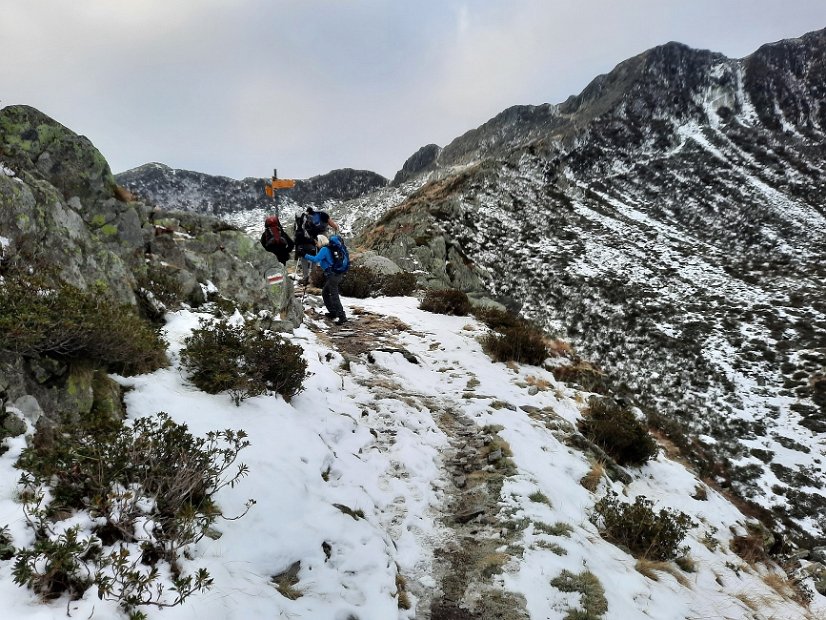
[304,234,347,325]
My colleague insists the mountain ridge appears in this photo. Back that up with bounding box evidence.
[347,27,826,548]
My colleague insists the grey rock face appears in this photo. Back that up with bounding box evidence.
[0,105,304,428]
[392,143,441,186]
[11,395,43,427]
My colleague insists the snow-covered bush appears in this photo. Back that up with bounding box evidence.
[578,397,658,466]
[591,493,694,561]
[12,412,251,612]
[419,288,471,316]
[181,318,308,403]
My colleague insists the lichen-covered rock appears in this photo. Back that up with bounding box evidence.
[90,371,124,423]
[0,105,115,205]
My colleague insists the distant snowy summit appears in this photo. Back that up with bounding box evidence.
[116,163,387,216]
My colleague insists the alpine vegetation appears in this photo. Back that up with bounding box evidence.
[12,412,252,614]
[180,318,308,404]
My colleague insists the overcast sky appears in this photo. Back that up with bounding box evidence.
[2,1,824,180]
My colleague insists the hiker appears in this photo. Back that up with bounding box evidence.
[294,207,340,284]
[260,215,294,265]
[304,234,347,325]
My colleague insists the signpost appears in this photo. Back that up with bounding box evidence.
[263,169,297,294]
[265,168,296,217]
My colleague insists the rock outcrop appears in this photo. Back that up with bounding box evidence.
[0,105,301,428]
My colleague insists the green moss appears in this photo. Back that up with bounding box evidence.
[100,224,118,236]
[91,214,107,227]
[65,361,95,415]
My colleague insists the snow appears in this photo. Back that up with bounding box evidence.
[0,295,823,619]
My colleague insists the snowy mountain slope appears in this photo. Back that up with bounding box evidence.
[2,294,823,619]
[352,29,826,546]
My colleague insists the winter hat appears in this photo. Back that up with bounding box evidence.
[316,234,329,247]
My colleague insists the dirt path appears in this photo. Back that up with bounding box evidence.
[305,304,530,620]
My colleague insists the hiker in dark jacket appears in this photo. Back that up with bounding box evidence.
[304,234,346,325]
[295,207,340,284]
[261,215,293,265]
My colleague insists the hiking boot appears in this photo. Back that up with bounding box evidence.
[325,312,336,319]
[334,316,347,326]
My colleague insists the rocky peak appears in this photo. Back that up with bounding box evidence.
[0,105,116,205]
[391,143,442,186]
[744,27,826,133]
[560,42,727,126]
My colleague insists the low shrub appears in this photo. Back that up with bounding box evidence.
[339,264,375,299]
[578,397,658,466]
[13,412,251,611]
[0,525,14,561]
[551,361,611,394]
[473,306,524,331]
[0,274,167,375]
[379,271,417,297]
[312,264,417,299]
[419,288,471,316]
[482,324,549,365]
[181,318,308,403]
[136,264,185,311]
[591,493,694,561]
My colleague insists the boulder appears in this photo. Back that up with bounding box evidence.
[360,254,402,276]
[11,395,43,427]
[0,105,115,205]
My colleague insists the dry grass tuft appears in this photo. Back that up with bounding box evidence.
[396,572,411,610]
[546,338,574,357]
[761,571,797,599]
[635,559,692,588]
[114,185,135,202]
[525,375,552,390]
[580,460,605,492]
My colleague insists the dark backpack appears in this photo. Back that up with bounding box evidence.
[328,235,349,274]
[304,211,328,236]
[260,216,294,265]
